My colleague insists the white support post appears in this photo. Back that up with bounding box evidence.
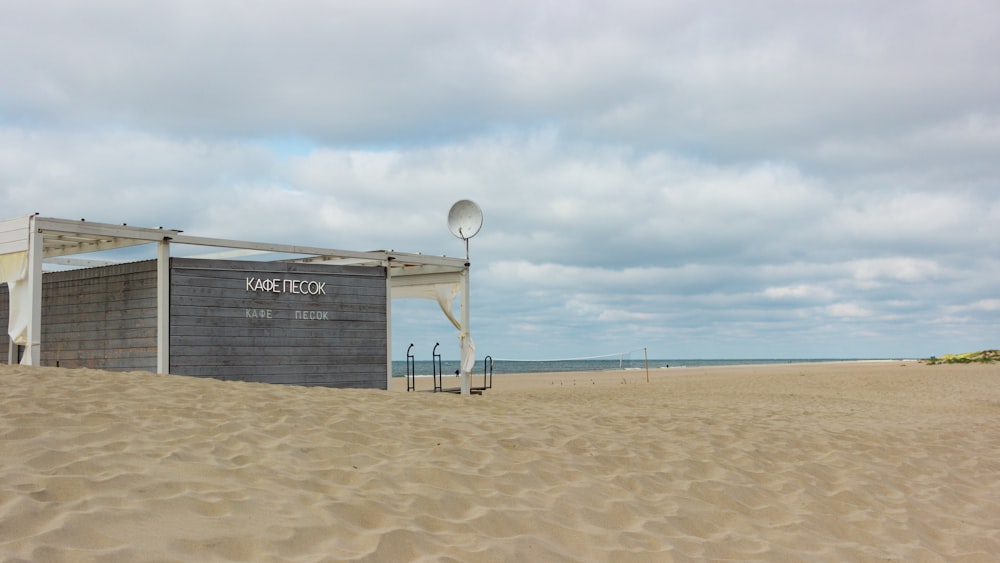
[24,222,43,366]
[460,265,471,395]
[156,239,170,374]
[385,262,393,391]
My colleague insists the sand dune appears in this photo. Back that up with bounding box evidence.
[2,361,999,561]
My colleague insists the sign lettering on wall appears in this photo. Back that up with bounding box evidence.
[244,275,333,321]
[245,277,327,295]
[245,309,331,320]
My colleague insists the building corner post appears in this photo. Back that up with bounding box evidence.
[23,218,43,366]
[385,261,393,391]
[460,264,471,395]
[156,239,170,374]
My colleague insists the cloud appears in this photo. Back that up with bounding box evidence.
[764,285,836,302]
[1,0,998,359]
[826,302,873,319]
[850,258,944,287]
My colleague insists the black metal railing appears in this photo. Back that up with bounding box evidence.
[407,344,493,394]
[482,355,493,391]
[406,343,416,392]
[432,342,443,392]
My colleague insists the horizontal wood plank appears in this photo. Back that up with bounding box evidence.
[38,260,158,372]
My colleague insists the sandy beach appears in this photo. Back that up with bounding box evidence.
[2,360,999,561]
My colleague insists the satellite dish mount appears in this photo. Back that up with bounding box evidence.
[448,199,483,259]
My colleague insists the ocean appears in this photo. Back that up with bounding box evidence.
[391,358,875,377]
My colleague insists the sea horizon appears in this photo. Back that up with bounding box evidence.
[391,357,900,377]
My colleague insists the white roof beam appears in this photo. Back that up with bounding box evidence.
[25,216,467,270]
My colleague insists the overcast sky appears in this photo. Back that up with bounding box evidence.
[2,0,998,361]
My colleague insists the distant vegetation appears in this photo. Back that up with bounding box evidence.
[924,350,1000,365]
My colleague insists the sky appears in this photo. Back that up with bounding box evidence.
[2,0,998,361]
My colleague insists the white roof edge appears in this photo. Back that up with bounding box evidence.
[21,215,467,270]
[0,214,34,255]
[35,216,184,240]
[389,252,468,268]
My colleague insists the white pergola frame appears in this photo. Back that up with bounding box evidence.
[0,214,475,393]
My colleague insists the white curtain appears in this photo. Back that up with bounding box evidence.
[393,280,475,373]
[0,251,30,360]
[459,331,476,374]
[0,251,27,286]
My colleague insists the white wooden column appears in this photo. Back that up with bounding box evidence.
[460,265,471,395]
[24,221,43,366]
[156,239,170,374]
[384,261,393,391]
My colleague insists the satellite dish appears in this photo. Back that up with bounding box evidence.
[448,200,483,240]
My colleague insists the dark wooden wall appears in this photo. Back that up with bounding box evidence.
[169,258,388,389]
[41,261,158,371]
[1,259,389,388]
[0,284,9,362]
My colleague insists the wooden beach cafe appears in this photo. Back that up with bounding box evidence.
[0,214,479,393]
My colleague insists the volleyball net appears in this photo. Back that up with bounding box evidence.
[488,347,649,374]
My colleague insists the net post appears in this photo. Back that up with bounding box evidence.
[645,347,649,383]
